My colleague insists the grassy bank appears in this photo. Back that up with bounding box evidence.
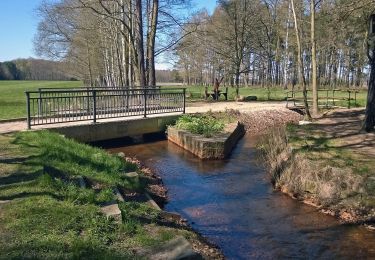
[259,117,375,223]
[0,81,82,120]
[0,131,207,258]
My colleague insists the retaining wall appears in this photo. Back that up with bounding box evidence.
[167,122,245,159]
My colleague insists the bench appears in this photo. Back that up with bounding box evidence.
[205,87,228,101]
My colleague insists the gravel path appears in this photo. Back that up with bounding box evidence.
[0,101,288,134]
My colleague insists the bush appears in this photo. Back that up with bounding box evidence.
[174,114,225,137]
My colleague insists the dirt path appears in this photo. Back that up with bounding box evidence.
[314,108,375,157]
[0,101,287,134]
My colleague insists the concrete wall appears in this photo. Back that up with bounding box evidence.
[49,115,180,142]
[167,122,245,159]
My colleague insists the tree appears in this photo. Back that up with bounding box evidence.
[34,0,191,87]
[364,14,375,132]
[310,0,318,115]
[291,0,311,119]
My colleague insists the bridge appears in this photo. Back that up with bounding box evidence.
[25,87,186,129]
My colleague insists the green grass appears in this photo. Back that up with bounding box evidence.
[0,80,82,120]
[0,81,366,120]
[174,114,226,137]
[285,124,375,198]
[165,85,368,107]
[165,85,288,101]
[0,131,197,258]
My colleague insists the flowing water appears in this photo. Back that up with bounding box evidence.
[106,135,375,259]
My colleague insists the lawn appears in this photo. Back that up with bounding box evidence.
[173,85,288,101]
[0,131,197,258]
[0,80,82,120]
[0,80,368,120]
[168,85,368,107]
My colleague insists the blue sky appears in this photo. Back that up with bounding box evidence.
[0,0,217,63]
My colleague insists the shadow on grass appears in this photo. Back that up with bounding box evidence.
[0,191,63,201]
[0,157,31,164]
[2,238,135,260]
[0,170,43,186]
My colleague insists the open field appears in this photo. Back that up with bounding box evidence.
[0,80,368,120]
[0,81,82,120]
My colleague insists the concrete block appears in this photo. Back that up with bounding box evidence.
[123,171,139,178]
[167,122,245,159]
[145,192,161,211]
[77,176,86,189]
[113,187,125,202]
[100,203,122,222]
[149,236,202,260]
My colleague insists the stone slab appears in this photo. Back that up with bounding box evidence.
[77,176,86,189]
[100,203,122,221]
[149,236,202,260]
[145,192,161,211]
[113,187,125,202]
[123,171,139,178]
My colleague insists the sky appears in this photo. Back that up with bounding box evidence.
[0,0,217,65]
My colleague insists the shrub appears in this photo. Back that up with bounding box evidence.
[174,114,225,137]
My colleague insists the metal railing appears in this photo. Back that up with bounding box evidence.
[26,87,186,129]
[286,89,359,109]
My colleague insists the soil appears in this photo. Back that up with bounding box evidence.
[314,108,375,157]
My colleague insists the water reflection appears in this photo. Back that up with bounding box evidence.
[108,135,375,259]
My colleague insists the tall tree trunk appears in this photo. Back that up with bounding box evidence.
[310,0,319,115]
[134,0,146,86]
[291,0,312,119]
[283,3,291,89]
[147,0,158,87]
[364,44,375,132]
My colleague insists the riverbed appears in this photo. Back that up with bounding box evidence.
[107,134,375,259]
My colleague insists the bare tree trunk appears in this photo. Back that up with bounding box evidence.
[364,43,375,132]
[134,0,146,86]
[291,0,312,119]
[310,0,319,115]
[147,0,158,87]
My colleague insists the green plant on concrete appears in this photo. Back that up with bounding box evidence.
[174,114,225,137]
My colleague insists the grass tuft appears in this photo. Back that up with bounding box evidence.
[174,114,225,137]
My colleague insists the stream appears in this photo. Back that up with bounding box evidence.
[106,134,375,259]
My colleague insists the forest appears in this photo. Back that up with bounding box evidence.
[0,59,73,81]
[33,0,374,90]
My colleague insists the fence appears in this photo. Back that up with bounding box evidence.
[26,87,186,129]
[286,89,359,109]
